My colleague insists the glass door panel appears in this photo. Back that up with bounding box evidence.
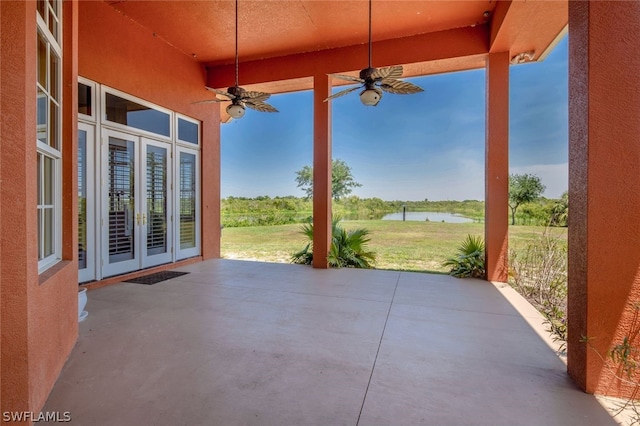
[142,139,172,267]
[102,130,139,277]
[78,123,95,282]
[176,148,200,259]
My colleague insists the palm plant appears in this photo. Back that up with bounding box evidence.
[443,234,485,278]
[291,216,375,268]
[290,221,314,265]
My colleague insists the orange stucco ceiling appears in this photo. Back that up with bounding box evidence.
[105,0,567,95]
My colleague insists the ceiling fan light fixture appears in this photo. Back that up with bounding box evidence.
[192,0,277,118]
[226,103,246,119]
[323,0,423,105]
[360,88,381,106]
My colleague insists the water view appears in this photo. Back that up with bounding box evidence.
[382,211,474,223]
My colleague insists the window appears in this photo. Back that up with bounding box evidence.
[37,0,62,272]
[176,115,200,259]
[105,92,170,137]
[178,117,199,145]
[78,82,93,117]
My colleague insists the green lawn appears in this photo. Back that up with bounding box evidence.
[221,220,567,274]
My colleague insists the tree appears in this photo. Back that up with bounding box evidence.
[550,191,568,227]
[508,173,546,225]
[295,159,362,201]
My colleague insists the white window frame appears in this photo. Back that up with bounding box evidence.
[78,77,97,122]
[101,86,173,142]
[176,114,201,149]
[37,0,63,273]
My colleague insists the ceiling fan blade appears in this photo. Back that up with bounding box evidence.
[324,86,361,102]
[328,73,364,84]
[206,87,234,99]
[371,65,403,81]
[243,91,271,102]
[245,100,279,113]
[379,79,424,95]
[192,99,228,104]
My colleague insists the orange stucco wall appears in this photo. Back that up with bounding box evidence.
[0,1,3,411]
[78,0,221,259]
[568,1,640,397]
[0,0,79,416]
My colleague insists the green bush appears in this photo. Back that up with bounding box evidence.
[291,217,375,268]
[442,234,485,278]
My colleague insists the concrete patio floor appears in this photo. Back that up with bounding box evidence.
[44,259,616,425]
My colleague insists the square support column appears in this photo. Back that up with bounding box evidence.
[568,1,640,397]
[485,52,510,283]
[312,74,332,268]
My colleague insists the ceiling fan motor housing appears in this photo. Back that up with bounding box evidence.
[360,67,377,81]
[227,85,246,98]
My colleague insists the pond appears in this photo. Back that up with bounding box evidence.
[382,211,475,223]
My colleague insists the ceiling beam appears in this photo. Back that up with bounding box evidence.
[206,24,490,92]
[490,0,568,62]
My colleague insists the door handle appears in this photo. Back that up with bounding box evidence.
[142,213,147,225]
[136,213,141,225]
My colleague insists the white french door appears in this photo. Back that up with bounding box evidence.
[101,129,172,277]
[142,138,173,268]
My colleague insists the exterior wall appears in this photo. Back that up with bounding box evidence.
[78,0,221,259]
[0,0,222,417]
[568,1,640,397]
[0,0,3,410]
[0,0,79,416]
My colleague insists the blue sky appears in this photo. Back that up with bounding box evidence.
[221,35,568,201]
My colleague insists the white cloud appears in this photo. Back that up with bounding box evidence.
[510,163,568,198]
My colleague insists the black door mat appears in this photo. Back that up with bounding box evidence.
[124,271,189,285]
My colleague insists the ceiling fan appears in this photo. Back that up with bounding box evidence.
[325,0,423,106]
[195,0,278,119]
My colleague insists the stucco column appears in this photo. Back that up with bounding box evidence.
[485,52,509,283]
[312,74,332,268]
[568,1,640,397]
[201,115,221,260]
[0,0,35,413]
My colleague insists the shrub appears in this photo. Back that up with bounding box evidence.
[291,217,375,268]
[509,229,567,352]
[442,234,485,278]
